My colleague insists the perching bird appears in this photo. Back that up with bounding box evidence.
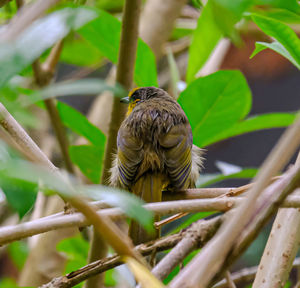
[110,87,203,244]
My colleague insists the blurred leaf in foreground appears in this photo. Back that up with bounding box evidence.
[0,8,97,87]
[0,156,153,230]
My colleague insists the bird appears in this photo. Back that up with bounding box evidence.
[110,87,203,245]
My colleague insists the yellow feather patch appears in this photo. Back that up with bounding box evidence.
[128,87,140,98]
[126,87,141,116]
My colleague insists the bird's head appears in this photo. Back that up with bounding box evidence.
[121,87,168,115]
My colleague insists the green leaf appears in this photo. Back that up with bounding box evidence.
[8,241,29,270]
[211,0,252,43]
[60,35,103,66]
[253,0,300,13]
[57,235,88,273]
[0,278,25,288]
[187,0,222,83]
[0,177,37,218]
[203,112,297,146]
[78,8,158,86]
[251,14,300,67]
[0,8,97,87]
[86,185,154,231]
[170,212,215,234]
[250,8,300,23]
[250,41,300,69]
[69,145,104,183]
[28,78,126,105]
[197,168,257,187]
[179,70,252,147]
[57,101,106,146]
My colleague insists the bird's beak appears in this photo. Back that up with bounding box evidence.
[120,96,130,104]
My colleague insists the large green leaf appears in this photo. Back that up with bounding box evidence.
[57,101,106,146]
[0,8,97,87]
[202,112,297,146]
[251,14,300,67]
[179,70,252,147]
[69,145,104,183]
[187,0,222,83]
[78,9,157,86]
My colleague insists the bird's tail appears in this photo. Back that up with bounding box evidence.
[129,173,163,245]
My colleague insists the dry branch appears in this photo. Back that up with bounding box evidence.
[87,1,142,287]
[100,0,141,184]
[252,154,300,288]
[212,171,300,286]
[32,40,75,174]
[0,103,57,171]
[3,193,300,246]
[152,216,222,280]
[40,216,221,288]
[170,116,300,288]
[213,258,300,288]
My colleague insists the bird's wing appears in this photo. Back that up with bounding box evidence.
[159,123,193,189]
[116,125,143,188]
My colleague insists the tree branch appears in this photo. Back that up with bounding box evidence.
[88,1,142,287]
[170,115,300,288]
[32,40,75,174]
[213,258,300,288]
[152,216,222,280]
[0,103,57,171]
[3,192,300,246]
[252,153,300,288]
[100,0,141,184]
[39,216,221,288]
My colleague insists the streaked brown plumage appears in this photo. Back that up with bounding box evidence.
[110,87,203,244]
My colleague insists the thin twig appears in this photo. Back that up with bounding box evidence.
[170,116,300,288]
[32,40,75,174]
[152,217,222,280]
[39,217,221,288]
[225,271,237,288]
[213,258,300,288]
